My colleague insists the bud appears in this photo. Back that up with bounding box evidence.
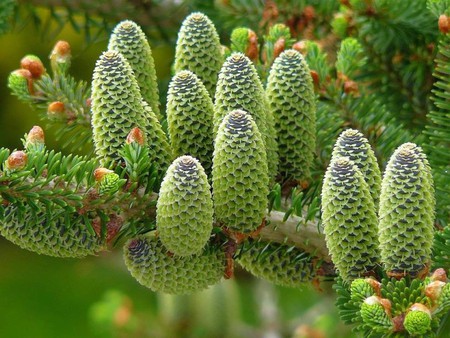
[94,167,115,182]
[403,303,431,335]
[310,70,320,87]
[8,69,33,96]
[360,296,393,330]
[20,55,45,79]
[438,14,449,34]
[425,281,446,301]
[47,101,66,119]
[292,40,307,54]
[273,38,286,59]
[343,80,359,95]
[50,40,71,74]
[303,5,315,21]
[96,170,122,195]
[126,127,145,145]
[350,278,379,304]
[25,126,45,150]
[431,268,447,282]
[5,151,28,171]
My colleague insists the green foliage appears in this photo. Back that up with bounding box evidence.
[0,0,16,34]
[123,234,225,295]
[173,12,223,97]
[335,38,367,79]
[166,70,214,175]
[108,20,161,119]
[237,241,316,288]
[212,110,268,233]
[321,156,379,283]
[378,143,435,277]
[266,49,316,182]
[156,156,213,257]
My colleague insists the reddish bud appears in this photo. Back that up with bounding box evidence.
[273,38,286,59]
[26,126,45,145]
[340,0,351,7]
[292,40,307,54]
[10,69,34,94]
[126,127,145,145]
[50,40,71,72]
[94,167,114,182]
[439,14,449,34]
[47,101,66,119]
[344,80,359,95]
[431,268,447,282]
[425,281,446,301]
[246,30,259,61]
[20,55,45,79]
[6,151,28,171]
[303,5,315,21]
[310,70,320,87]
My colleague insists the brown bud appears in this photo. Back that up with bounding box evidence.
[94,167,114,182]
[425,281,446,301]
[340,0,351,7]
[6,151,28,171]
[303,5,315,21]
[292,40,307,54]
[438,14,449,34]
[431,268,447,282]
[51,40,71,60]
[409,303,431,316]
[365,278,382,296]
[20,55,45,79]
[47,101,66,119]
[379,297,392,317]
[126,127,145,145]
[343,80,359,95]
[310,70,320,87]
[246,30,259,61]
[273,38,286,59]
[26,126,45,145]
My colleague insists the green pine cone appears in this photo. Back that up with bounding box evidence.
[321,157,379,282]
[108,20,161,119]
[157,156,213,256]
[266,49,316,182]
[91,50,147,166]
[141,100,172,175]
[378,143,435,277]
[166,71,214,174]
[0,205,103,258]
[212,110,269,233]
[214,52,278,181]
[360,297,393,332]
[123,235,225,294]
[403,305,432,335]
[174,12,223,97]
[237,241,316,288]
[331,129,381,207]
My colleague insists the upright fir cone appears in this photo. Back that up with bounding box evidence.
[212,110,268,233]
[0,205,103,258]
[123,235,225,294]
[378,143,435,278]
[331,129,381,207]
[174,12,223,97]
[237,241,316,288]
[91,50,147,166]
[214,53,278,181]
[266,49,316,182]
[166,71,215,175]
[321,157,379,283]
[156,156,213,256]
[108,20,161,119]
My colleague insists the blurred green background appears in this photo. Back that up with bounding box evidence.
[0,6,352,338]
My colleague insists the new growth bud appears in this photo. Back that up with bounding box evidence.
[403,303,431,335]
[8,69,33,96]
[50,40,71,74]
[20,55,45,79]
[25,126,45,151]
[47,101,66,119]
[94,168,121,195]
[438,14,449,34]
[126,127,145,146]
[5,151,28,171]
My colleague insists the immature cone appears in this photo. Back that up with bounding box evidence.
[141,100,172,175]
[91,50,147,166]
[0,205,103,258]
[212,110,268,233]
[266,49,316,182]
[331,129,381,207]
[214,53,278,181]
[321,157,379,282]
[403,304,431,335]
[237,242,316,288]
[378,143,435,277]
[123,235,225,294]
[166,71,215,174]
[174,12,223,97]
[108,20,161,119]
[157,156,213,256]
